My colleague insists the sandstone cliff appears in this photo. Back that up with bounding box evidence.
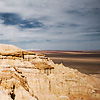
[0,44,100,100]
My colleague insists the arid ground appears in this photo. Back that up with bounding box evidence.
[32,50,100,77]
[0,43,100,100]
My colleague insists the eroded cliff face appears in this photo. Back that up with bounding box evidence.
[0,44,100,100]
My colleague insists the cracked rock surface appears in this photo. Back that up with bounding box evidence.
[0,44,100,100]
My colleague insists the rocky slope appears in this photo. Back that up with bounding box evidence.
[0,44,100,100]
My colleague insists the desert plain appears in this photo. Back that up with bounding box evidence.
[32,50,100,78]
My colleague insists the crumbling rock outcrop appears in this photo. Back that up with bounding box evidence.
[0,44,100,100]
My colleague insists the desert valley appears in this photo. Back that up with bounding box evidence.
[32,50,100,76]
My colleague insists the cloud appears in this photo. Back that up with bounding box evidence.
[0,0,100,50]
[0,13,44,28]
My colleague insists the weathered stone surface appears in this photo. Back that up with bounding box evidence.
[0,91,12,100]
[0,44,100,100]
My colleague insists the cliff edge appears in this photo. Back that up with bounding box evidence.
[0,44,100,100]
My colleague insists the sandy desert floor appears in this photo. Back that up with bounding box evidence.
[32,50,100,78]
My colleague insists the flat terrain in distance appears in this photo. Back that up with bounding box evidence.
[32,50,100,76]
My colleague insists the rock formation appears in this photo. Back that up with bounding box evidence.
[0,44,100,100]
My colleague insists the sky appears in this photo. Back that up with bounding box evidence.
[0,0,100,50]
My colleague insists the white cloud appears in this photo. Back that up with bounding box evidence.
[0,19,4,23]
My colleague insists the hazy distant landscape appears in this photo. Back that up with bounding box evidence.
[32,50,100,76]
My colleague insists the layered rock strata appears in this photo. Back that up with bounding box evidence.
[0,44,100,100]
